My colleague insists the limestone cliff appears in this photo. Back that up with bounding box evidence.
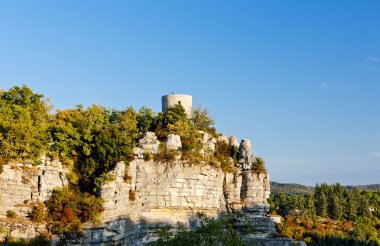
[77,160,273,245]
[0,157,68,217]
[0,157,68,239]
[0,133,299,245]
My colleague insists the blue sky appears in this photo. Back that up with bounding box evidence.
[1,1,379,185]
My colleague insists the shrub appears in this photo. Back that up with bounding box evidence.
[124,172,132,184]
[6,234,52,246]
[0,156,8,174]
[151,215,247,246]
[220,159,236,173]
[144,152,153,161]
[129,189,136,201]
[251,157,266,174]
[29,202,46,223]
[45,187,103,236]
[214,141,236,173]
[6,210,17,218]
[154,144,177,163]
[181,149,207,165]
[28,234,51,246]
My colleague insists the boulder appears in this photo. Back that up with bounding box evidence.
[165,134,182,150]
[133,132,160,158]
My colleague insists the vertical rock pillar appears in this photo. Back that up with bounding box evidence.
[239,139,253,170]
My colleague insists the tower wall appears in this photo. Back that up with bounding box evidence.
[162,94,192,116]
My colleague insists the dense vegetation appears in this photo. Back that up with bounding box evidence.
[0,85,263,240]
[151,214,250,246]
[269,183,380,245]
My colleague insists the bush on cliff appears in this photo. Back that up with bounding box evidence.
[214,141,238,173]
[4,234,51,246]
[45,187,103,236]
[151,215,247,246]
[251,157,266,174]
[154,143,177,163]
[6,210,17,219]
[29,202,46,223]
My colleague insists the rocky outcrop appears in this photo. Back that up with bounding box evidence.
[133,132,160,158]
[229,136,239,148]
[0,218,47,240]
[77,158,272,245]
[0,158,68,218]
[217,134,229,144]
[0,158,68,240]
[239,139,253,170]
[165,134,182,150]
[199,131,217,156]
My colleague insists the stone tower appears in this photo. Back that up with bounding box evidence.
[162,94,192,116]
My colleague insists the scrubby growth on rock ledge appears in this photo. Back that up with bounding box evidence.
[0,85,267,241]
[151,214,248,246]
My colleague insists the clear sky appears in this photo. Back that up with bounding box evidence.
[1,1,379,185]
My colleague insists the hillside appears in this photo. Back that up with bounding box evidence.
[345,184,380,191]
[270,182,314,195]
[270,181,380,195]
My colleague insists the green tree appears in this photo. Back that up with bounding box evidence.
[136,106,156,132]
[358,194,371,217]
[319,192,328,217]
[191,107,215,132]
[0,85,52,161]
[51,105,138,193]
[345,189,359,220]
[305,195,316,220]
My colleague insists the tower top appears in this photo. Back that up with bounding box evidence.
[161,94,192,116]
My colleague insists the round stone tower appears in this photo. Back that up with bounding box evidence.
[162,94,192,116]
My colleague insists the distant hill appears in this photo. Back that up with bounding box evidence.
[270,182,314,195]
[345,184,380,191]
[270,182,380,195]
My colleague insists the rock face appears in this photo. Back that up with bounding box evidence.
[0,158,68,217]
[78,159,273,245]
[199,131,217,156]
[0,158,68,239]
